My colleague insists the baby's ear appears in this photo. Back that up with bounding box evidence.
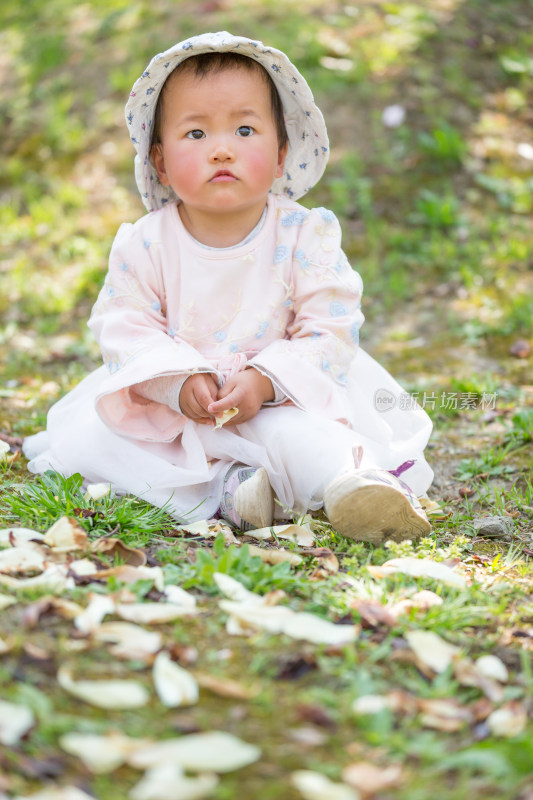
[151,143,170,186]
[276,142,288,178]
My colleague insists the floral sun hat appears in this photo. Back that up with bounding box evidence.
[125,31,329,211]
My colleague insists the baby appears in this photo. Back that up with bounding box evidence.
[24,31,433,543]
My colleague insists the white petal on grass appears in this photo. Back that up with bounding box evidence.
[0,527,45,546]
[0,563,71,592]
[97,564,166,590]
[475,654,509,683]
[517,142,533,160]
[214,572,265,604]
[382,104,406,127]
[13,787,96,800]
[243,523,315,546]
[342,762,403,794]
[153,651,199,707]
[74,593,116,634]
[0,440,10,458]
[0,700,35,745]
[84,482,111,501]
[291,770,360,800]
[59,731,150,774]
[178,520,212,537]
[247,544,303,566]
[219,600,357,644]
[116,601,198,624]
[486,703,527,737]
[43,516,88,551]
[0,545,45,574]
[371,557,467,588]
[94,622,162,660]
[57,666,149,709]
[405,630,460,673]
[68,558,99,576]
[162,584,197,607]
[129,764,218,800]
[352,695,393,715]
[129,731,260,773]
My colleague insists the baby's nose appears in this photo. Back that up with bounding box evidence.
[209,139,234,162]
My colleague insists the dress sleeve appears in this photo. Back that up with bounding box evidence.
[88,223,218,441]
[249,208,364,421]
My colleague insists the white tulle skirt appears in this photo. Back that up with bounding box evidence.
[23,349,434,522]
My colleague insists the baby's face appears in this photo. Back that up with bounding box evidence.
[151,65,286,224]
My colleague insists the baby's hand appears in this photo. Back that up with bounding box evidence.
[208,368,274,425]
[180,373,219,424]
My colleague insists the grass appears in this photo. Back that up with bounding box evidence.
[1,0,533,798]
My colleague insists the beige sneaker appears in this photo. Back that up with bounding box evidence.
[220,464,274,530]
[324,468,431,544]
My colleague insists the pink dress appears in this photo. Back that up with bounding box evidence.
[24,194,433,520]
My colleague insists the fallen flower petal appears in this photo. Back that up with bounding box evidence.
[44,517,88,551]
[59,731,151,774]
[352,695,393,715]
[129,731,260,773]
[84,482,111,501]
[486,702,527,737]
[0,527,45,546]
[243,523,315,546]
[129,764,218,800]
[405,630,460,673]
[247,544,303,566]
[162,584,197,606]
[214,572,265,604]
[213,407,238,429]
[342,762,403,794]
[74,593,116,634]
[370,558,467,588]
[0,545,45,575]
[93,622,162,661]
[57,666,150,709]
[0,700,35,745]
[0,592,16,610]
[291,769,360,800]
[0,563,71,592]
[475,654,509,683]
[153,651,199,707]
[13,787,96,800]
[194,672,257,700]
[115,602,199,624]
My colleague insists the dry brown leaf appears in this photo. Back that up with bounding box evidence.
[43,517,88,552]
[0,635,15,654]
[14,787,96,800]
[116,601,199,624]
[129,764,218,800]
[153,651,199,707]
[0,700,35,745]
[128,731,261,773]
[194,672,257,700]
[96,563,165,590]
[350,599,397,628]
[23,596,84,628]
[247,543,303,566]
[23,641,51,660]
[405,630,460,673]
[57,666,150,709]
[91,537,146,566]
[93,621,162,661]
[291,770,360,800]
[342,762,403,795]
[418,698,473,731]
[453,657,504,702]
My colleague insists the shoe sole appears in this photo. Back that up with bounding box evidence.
[234,467,274,529]
[324,479,431,544]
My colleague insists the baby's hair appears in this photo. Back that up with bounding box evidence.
[150,52,289,152]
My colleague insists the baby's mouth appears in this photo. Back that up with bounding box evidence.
[210,170,237,182]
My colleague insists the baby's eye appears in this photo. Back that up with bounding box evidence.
[236,125,254,137]
[186,129,205,140]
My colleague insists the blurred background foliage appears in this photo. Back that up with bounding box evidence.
[0,0,532,424]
